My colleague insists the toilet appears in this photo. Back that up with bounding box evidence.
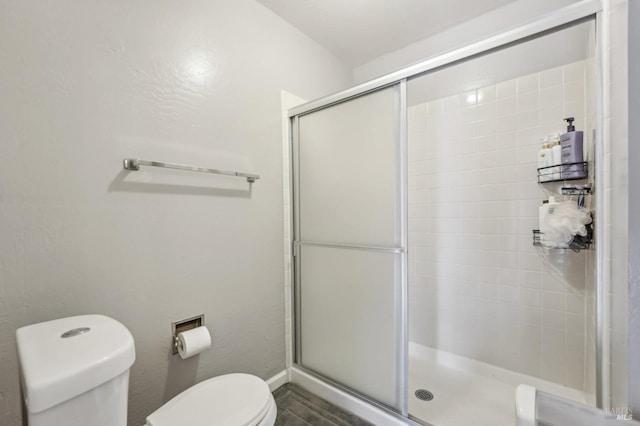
[16,315,277,426]
[145,373,277,426]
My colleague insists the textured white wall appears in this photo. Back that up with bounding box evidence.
[0,1,350,425]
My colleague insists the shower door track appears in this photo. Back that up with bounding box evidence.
[288,0,602,119]
[292,364,428,426]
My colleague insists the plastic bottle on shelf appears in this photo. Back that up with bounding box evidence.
[538,199,549,245]
[560,117,586,179]
[539,197,559,247]
[550,133,562,180]
[537,138,552,182]
[539,196,569,248]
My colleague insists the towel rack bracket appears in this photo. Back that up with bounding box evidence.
[123,158,140,171]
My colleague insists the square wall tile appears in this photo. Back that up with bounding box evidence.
[407,60,594,390]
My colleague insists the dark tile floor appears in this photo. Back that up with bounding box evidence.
[273,383,373,426]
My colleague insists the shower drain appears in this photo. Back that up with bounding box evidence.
[414,389,434,401]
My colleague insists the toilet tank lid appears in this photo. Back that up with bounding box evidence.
[16,314,135,414]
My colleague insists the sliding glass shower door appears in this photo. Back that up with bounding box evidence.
[292,84,407,412]
[288,7,601,425]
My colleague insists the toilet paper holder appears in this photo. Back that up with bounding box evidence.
[172,314,204,355]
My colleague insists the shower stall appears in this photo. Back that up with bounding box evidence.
[288,2,605,425]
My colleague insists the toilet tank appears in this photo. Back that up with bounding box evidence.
[16,315,136,426]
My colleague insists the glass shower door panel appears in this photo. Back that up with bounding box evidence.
[295,85,404,412]
[299,245,401,408]
[298,86,400,247]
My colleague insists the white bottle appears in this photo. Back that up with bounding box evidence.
[537,138,552,182]
[538,200,549,245]
[550,133,562,180]
[539,196,560,247]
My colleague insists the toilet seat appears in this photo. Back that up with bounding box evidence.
[145,373,276,426]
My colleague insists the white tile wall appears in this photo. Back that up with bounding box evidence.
[408,60,596,391]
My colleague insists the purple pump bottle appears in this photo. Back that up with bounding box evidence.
[560,117,586,179]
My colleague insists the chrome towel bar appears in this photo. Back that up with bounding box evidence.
[122,158,260,183]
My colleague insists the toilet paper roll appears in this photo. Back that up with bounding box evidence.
[177,326,211,359]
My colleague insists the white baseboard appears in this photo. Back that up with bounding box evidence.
[265,369,289,392]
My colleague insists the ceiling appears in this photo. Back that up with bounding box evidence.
[257,0,518,66]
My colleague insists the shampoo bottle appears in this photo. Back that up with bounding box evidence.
[560,117,586,179]
[550,133,562,180]
[537,138,552,181]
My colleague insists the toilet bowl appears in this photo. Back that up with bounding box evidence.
[16,315,276,426]
[145,373,277,426]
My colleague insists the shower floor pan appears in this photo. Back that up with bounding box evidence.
[409,343,591,426]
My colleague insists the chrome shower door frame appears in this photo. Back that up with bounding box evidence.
[291,81,409,417]
[288,1,607,422]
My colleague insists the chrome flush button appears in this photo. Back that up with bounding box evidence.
[60,327,91,338]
